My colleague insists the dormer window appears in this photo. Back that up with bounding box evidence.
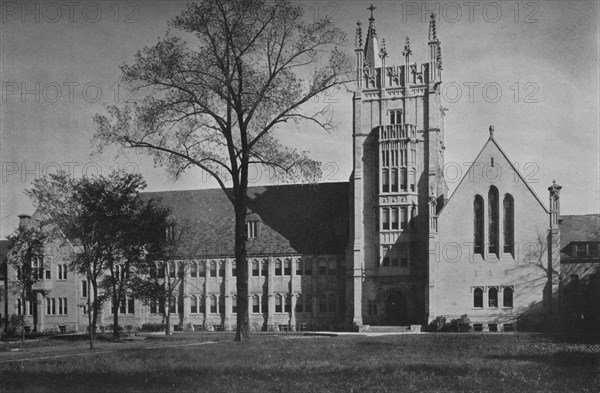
[573,243,589,257]
[247,221,259,239]
[165,224,175,243]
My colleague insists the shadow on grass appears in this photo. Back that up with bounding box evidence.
[487,351,600,368]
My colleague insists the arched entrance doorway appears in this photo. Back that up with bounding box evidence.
[385,290,407,325]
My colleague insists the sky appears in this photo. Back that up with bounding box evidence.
[1,0,599,238]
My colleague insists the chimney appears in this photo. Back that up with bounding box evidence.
[18,214,31,228]
[548,180,562,230]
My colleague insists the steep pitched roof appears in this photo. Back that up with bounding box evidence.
[439,136,549,216]
[559,214,600,261]
[143,182,350,258]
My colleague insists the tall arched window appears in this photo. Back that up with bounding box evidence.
[252,295,260,313]
[474,195,484,256]
[488,287,498,308]
[488,186,499,256]
[275,295,283,313]
[210,295,217,313]
[210,261,217,277]
[503,287,513,308]
[473,287,483,308]
[503,194,514,254]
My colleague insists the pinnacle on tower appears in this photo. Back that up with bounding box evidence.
[437,45,443,70]
[355,20,363,49]
[363,3,381,68]
[380,38,387,58]
[428,13,437,42]
[402,36,412,58]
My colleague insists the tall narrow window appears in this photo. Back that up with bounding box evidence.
[190,261,197,278]
[391,208,399,230]
[488,187,499,256]
[382,169,389,193]
[473,288,483,308]
[218,261,225,277]
[232,296,237,313]
[391,169,398,192]
[199,261,206,277]
[284,259,291,276]
[128,298,135,314]
[488,287,498,308]
[400,168,407,191]
[261,260,268,276]
[400,207,408,230]
[284,295,291,313]
[232,260,237,277]
[191,295,198,314]
[199,296,206,314]
[296,294,303,313]
[252,260,259,276]
[275,260,282,276]
[390,110,396,125]
[410,170,416,192]
[296,259,303,276]
[252,295,260,313]
[81,280,87,298]
[210,296,217,313]
[275,295,282,313]
[503,194,514,254]
[503,287,513,308]
[474,195,484,256]
[382,208,390,230]
[218,296,224,314]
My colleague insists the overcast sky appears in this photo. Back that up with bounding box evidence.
[1,0,598,238]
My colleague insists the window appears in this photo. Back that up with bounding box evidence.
[296,259,303,276]
[284,259,291,276]
[382,208,390,230]
[488,323,498,332]
[158,264,165,278]
[199,261,206,277]
[296,294,303,313]
[210,262,217,277]
[46,298,56,315]
[400,168,407,191]
[318,259,327,275]
[190,262,197,278]
[247,221,259,239]
[488,287,498,308]
[150,300,158,314]
[488,186,499,256]
[574,243,589,257]
[252,295,260,313]
[165,224,175,242]
[81,280,87,298]
[252,260,259,276]
[473,287,483,308]
[58,264,68,280]
[410,170,416,192]
[232,296,237,313]
[391,169,398,192]
[400,207,407,230]
[284,295,291,313]
[275,259,282,276]
[305,294,312,313]
[210,296,217,314]
[503,287,513,308]
[168,262,175,278]
[45,268,51,280]
[382,169,389,193]
[275,295,282,313]
[120,298,128,314]
[128,298,135,314]
[474,195,484,256]
[232,260,237,277]
[58,298,67,315]
[391,208,399,230]
[390,109,402,124]
[503,194,514,254]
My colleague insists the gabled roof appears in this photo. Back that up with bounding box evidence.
[143,182,350,258]
[559,214,600,261]
[439,136,549,215]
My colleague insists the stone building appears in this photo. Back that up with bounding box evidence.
[2,11,597,334]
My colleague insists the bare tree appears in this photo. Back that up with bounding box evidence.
[93,0,352,341]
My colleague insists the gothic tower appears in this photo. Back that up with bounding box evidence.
[349,8,447,327]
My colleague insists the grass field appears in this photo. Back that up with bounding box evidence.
[0,332,599,392]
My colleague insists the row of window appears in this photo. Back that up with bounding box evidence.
[381,206,415,231]
[381,168,417,193]
[149,294,338,315]
[474,188,514,257]
[15,298,69,316]
[381,243,412,267]
[15,263,68,281]
[473,286,513,308]
[183,259,339,279]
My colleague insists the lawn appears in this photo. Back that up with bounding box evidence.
[0,333,598,392]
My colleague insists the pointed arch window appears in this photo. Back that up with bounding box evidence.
[474,195,484,256]
[488,187,499,256]
[503,194,514,254]
[473,287,483,308]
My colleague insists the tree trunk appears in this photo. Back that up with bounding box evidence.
[87,281,93,350]
[234,197,250,341]
[91,282,98,341]
[165,310,171,335]
[112,295,120,341]
[21,287,25,343]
